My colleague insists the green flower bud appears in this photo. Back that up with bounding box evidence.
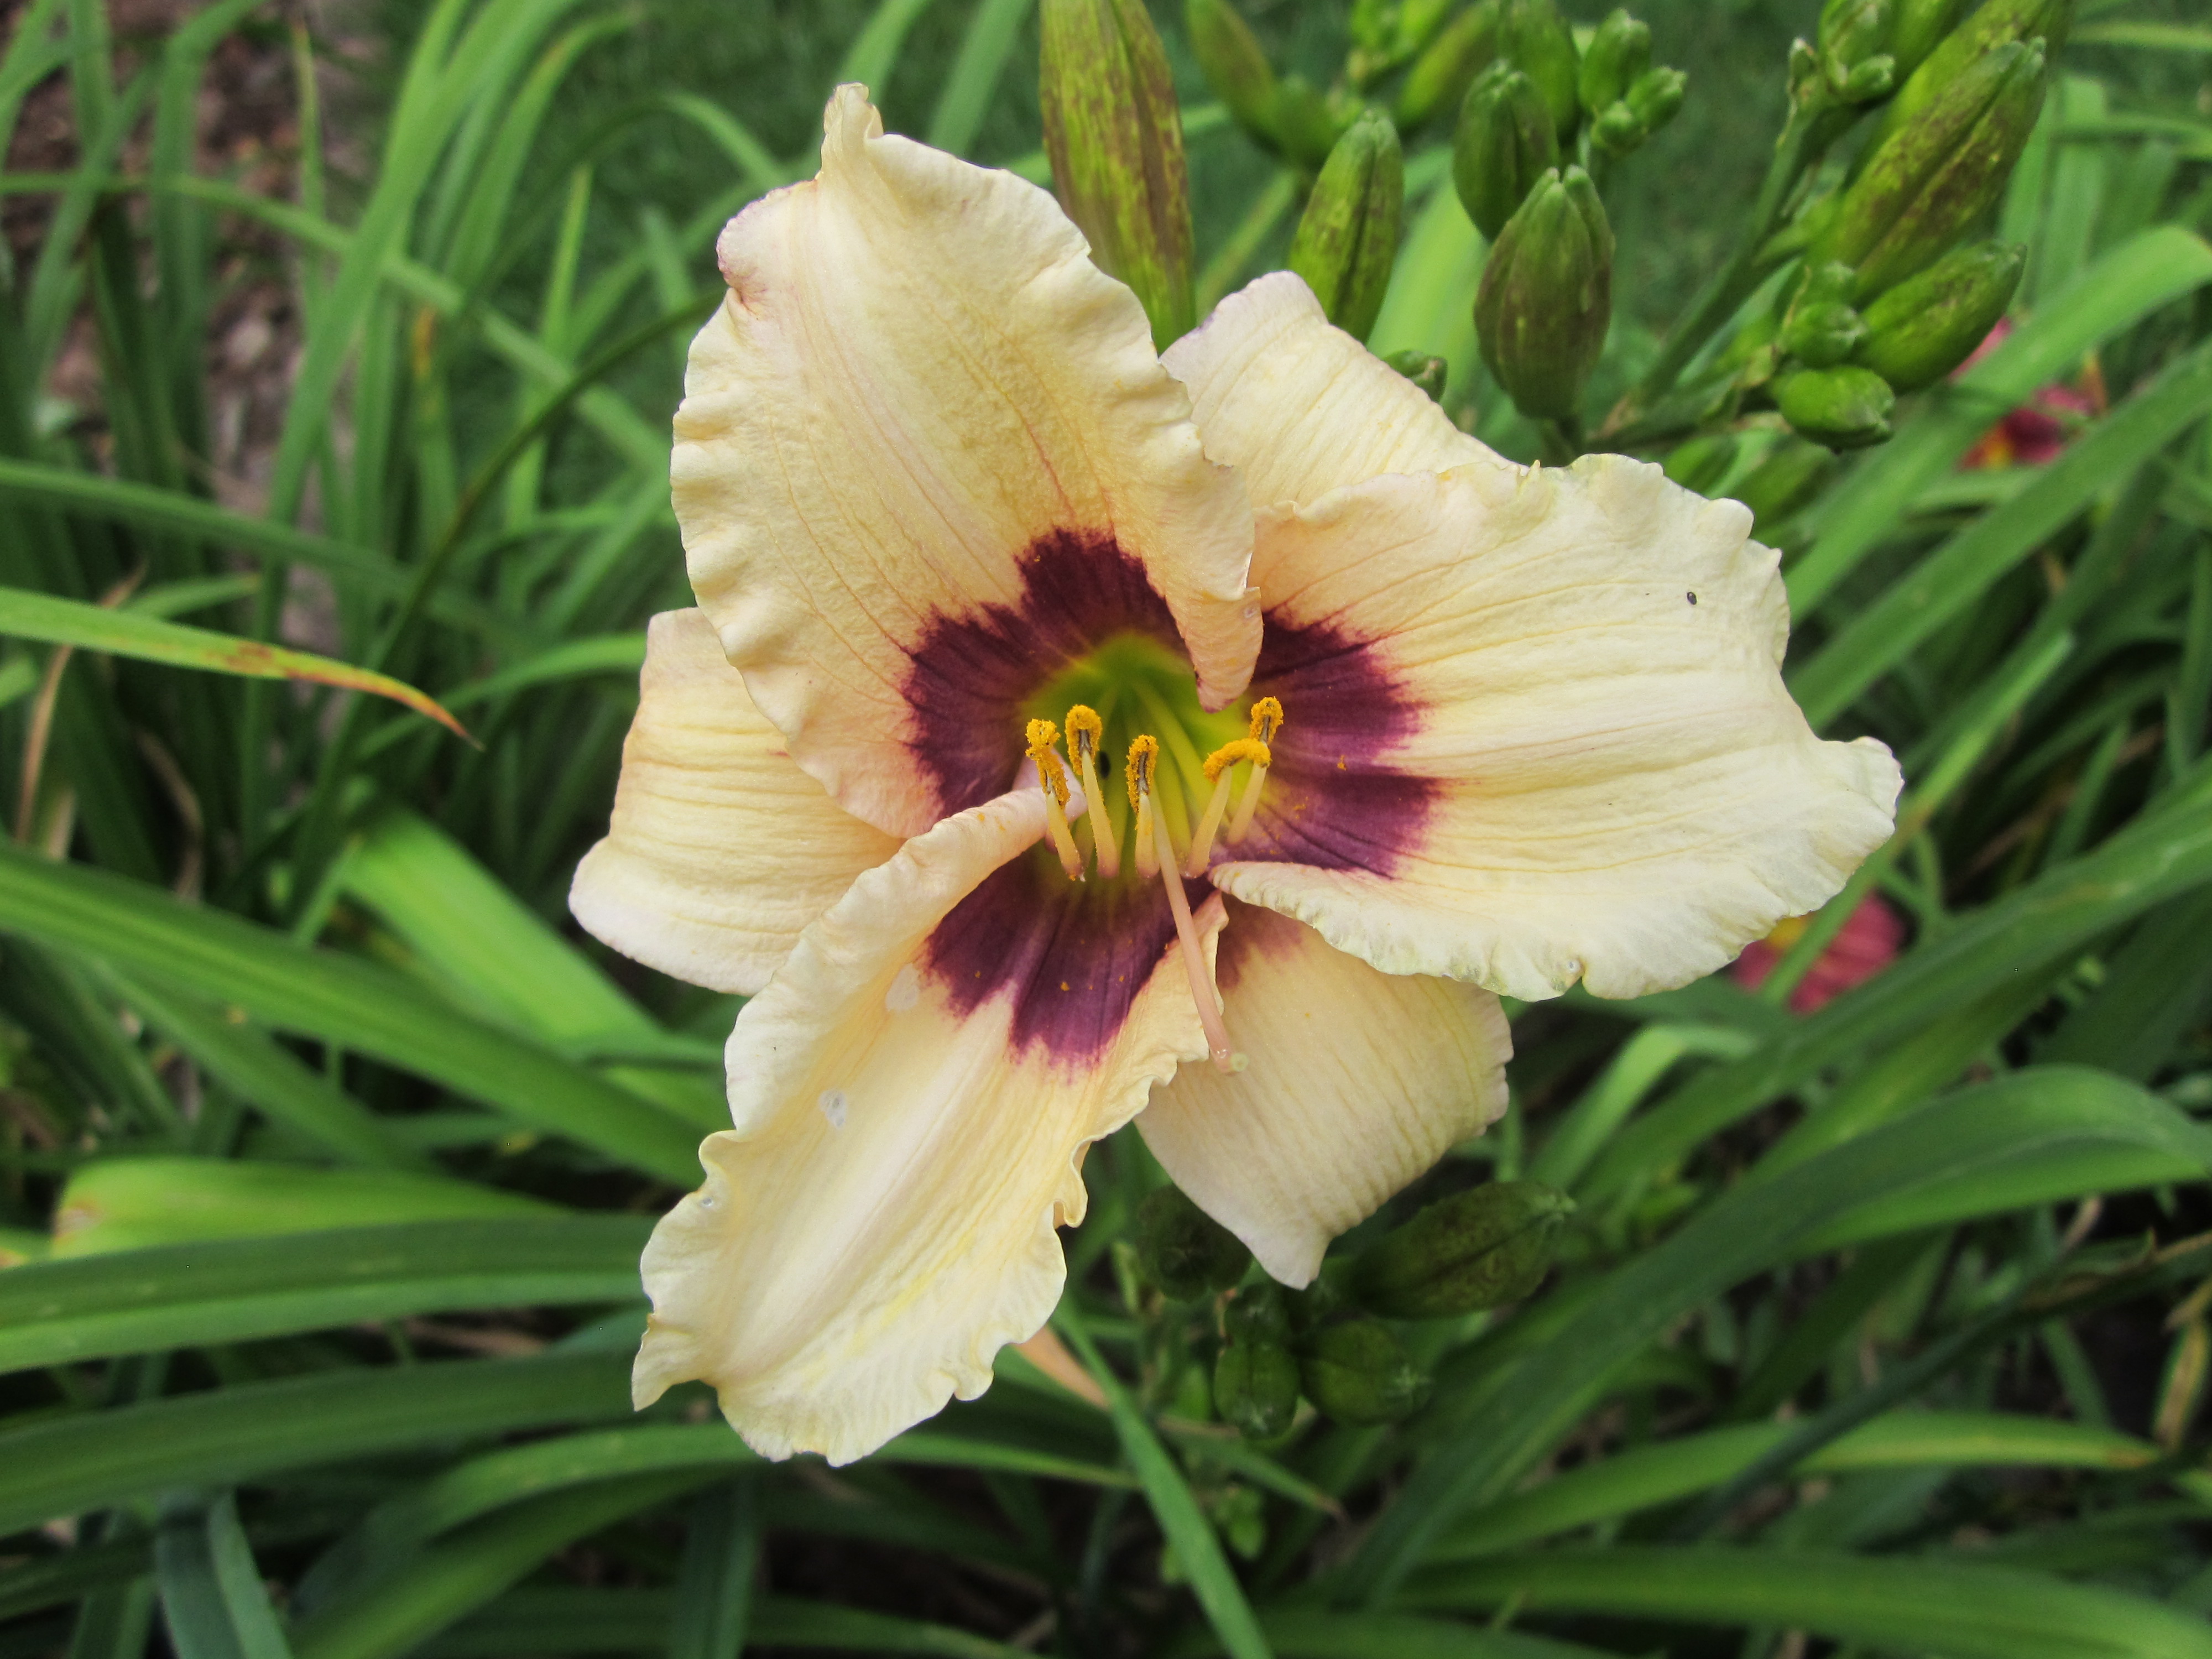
[1589,101,1644,155]
[1662,431,1740,495]
[1888,0,1971,81]
[1185,0,1280,153]
[1837,54,1896,102]
[1224,1280,1294,1344]
[1782,301,1869,367]
[1214,1336,1300,1438]
[1858,237,2024,390]
[1872,0,2070,155]
[1776,363,1897,449]
[1394,0,1503,131]
[1733,437,1838,533]
[1394,0,1458,60]
[1290,110,1405,342]
[1350,1179,1574,1318]
[1452,63,1558,240]
[1622,65,1685,133]
[1383,347,1449,403]
[1135,1185,1250,1300]
[1041,0,1195,346]
[1297,1316,1430,1423]
[1499,0,1580,138]
[1816,38,2046,299]
[1818,0,1896,99]
[1474,165,1612,421]
[1578,9,1651,114]
[1271,72,1349,171]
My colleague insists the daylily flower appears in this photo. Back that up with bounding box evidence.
[1730,893,1905,1014]
[1959,318,2107,469]
[570,87,1901,1464]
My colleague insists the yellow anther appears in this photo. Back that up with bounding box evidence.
[1065,705,1118,878]
[1025,718,1070,807]
[1203,737,1272,782]
[1025,718,1083,880]
[1225,703,1283,846]
[1185,739,1271,876]
[1126,735,1160,880]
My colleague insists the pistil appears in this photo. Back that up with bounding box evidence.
[1026,719,1086,881]
[1224,697,1285,844]
[1131,734,1241,1074]
[1065,705,1120,879]
[1184,738,1271,877]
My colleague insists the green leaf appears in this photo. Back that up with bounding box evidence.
[0,846,703,1181]
[665,1479,758,1659]
[1396,1546,2212,1658]
[0,585,468,737]
[155,1495,294,1659]
[1352,1069,2212,1593]
[0,1352,635,1538]
[419,1588,1037,1658]
[926,0,1034,156]
[0,1217,648,1372]
[838,0,943,100]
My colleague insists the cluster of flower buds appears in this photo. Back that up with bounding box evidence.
[1580,9,1687,157]
[1759,0,2063,448]
[1140,1180,1573,1439]
[1476,166,1614,421]
[1186,0,1357,171]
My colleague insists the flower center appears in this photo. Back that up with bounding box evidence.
[1017,634,1281,1074]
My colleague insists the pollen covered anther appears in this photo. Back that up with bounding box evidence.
[1026,719,1086,881]
[1225,698,1285,844]
[1065,703,1119,879]
[1185,738,1272,877]
[1125,734,1160,881]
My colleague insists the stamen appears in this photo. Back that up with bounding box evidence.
[1184,738,1272,877]
[1225,698,1285,844]
[1065,703,1119,879]
[1151,801,1243,1074]
[1125,735,1160,880]
[1026,719,1086,881]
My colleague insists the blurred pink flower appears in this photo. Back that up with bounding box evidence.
[1959,319,2106,469]
[1731,893,1905,1014]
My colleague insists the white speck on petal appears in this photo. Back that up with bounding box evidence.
[819,1089,849,1129]
[884,964,922,1013]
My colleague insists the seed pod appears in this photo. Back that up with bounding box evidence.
[1888,0,1972,81]
[1041,0,1194,345]
[1135,1185,1250,1300]
[1858,238,2024,389]
[1815,38,2046,299]
[1350,1180,1574,1318]
[1474,165,1612,421]
[1776,363,1897,449]
[1290,109,1405,342]
[1297,1316,1430,1423]
[1453,63,1558,239]
[1214,1336,1301,1438]
[1394,0,1503,131]
[1185,0,1280,153]
[1383,347,1448,402]
[1578,9,1650,114]
[1872,0,2070,154]
[1498,0,1580,138]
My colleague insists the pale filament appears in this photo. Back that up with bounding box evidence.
[1126,734,1160,881]
[1184,738,1271,878]
[1026,719,1086,882]
[1224,697,1284,844]
[1151,800,1242,1074]
[1066,706,1120,879]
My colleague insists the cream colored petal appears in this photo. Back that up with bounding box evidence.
[1214,455,1901,1002]
[676,86,1258,839]
[1164,271,1511,508]
[634,788,1220,1465]
[570,610,899,995]
[1138,900,1509,1287]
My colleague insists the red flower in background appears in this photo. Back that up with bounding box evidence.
[1959,319,2107,469]
[1731,894,1905,1014]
